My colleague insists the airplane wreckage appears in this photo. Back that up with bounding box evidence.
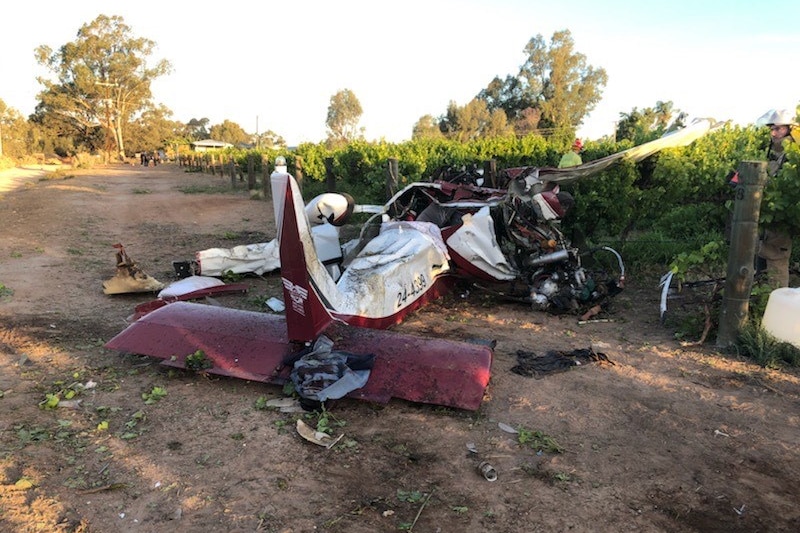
[106,119,719,411]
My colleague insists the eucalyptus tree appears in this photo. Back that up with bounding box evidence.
[438,99,514,141]
[34,14,171,161]
[411,114,444,140]
[0,99,35,158]
[185,118,211,141]
[125,104,182,155]
[253,130,286,149]
[325,89,363,144]
[478,29,607,139]
[616,100,686,143]
[209,120,250,146]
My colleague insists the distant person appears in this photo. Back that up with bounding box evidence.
[757,109,797,287]
[558,139,583,168]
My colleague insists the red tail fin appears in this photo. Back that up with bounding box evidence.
[273,173,333,342]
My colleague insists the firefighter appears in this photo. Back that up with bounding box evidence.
[757,109,797,287]
[558,139,583,168]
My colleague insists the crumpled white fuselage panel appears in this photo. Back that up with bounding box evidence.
[334,221,450,318]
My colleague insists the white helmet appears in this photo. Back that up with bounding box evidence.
[756,108,796,127]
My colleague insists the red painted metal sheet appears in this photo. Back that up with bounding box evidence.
[106,301,293,382]
[131,283,250,320]
[325,322,493,411]
[105,301,493,411]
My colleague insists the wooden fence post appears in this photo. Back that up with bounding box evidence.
[483,159,497,188]
[325,157,336,192]
[716,161,769,348]
[294,156,304,191]
[229,157,237,188]
[262,155,271,200]
[247,154,256,190]
[386,158,399,200]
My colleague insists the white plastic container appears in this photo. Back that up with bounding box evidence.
[762,288,800,347]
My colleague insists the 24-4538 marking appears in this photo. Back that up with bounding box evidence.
[396,273,428,308]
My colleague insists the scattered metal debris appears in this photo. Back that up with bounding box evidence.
[102,243,164,295]
[265,398,305,413]
[511,346,614,378]
[265,297,285,312]
[295,419,343,449]
[478,461,498,482]
[498,422,518,434]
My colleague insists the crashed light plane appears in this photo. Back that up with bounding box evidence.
[106,119,719,410]
[106,167,495,411]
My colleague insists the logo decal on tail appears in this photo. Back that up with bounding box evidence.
[282,278,309,317]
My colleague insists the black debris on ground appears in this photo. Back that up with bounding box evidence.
[511,347,614,378]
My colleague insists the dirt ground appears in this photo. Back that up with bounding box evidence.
[1,163,799,533]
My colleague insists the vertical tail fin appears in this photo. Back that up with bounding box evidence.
[271,172,334,342]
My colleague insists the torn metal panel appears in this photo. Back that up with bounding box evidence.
[130,282,250,320]
[107,301,291,381]
[102,243,165,295]
[196,241,280,277]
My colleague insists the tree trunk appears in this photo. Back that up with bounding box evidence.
[113,118,126,161]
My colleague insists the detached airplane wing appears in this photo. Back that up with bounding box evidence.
[536,118,723,185]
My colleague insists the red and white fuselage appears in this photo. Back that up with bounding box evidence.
[272,172,454,342]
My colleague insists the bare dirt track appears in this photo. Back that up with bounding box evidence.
[1,163,799,533]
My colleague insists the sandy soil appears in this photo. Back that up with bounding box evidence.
[1,163,799,533]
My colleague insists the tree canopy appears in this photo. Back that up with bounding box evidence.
[411,114,444,140]
[325,89,363,145]
[124,104,180,155]
[184,118,211,141]
[253,130,286,149]
[477,29,607,140]
[436,99,514,141]
[33,14,171,160]
[209,120,250,146]
[615,100,687,143]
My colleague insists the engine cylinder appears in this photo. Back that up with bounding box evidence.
[524,248,571,267]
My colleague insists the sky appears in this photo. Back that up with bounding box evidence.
[1,0,798,146]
